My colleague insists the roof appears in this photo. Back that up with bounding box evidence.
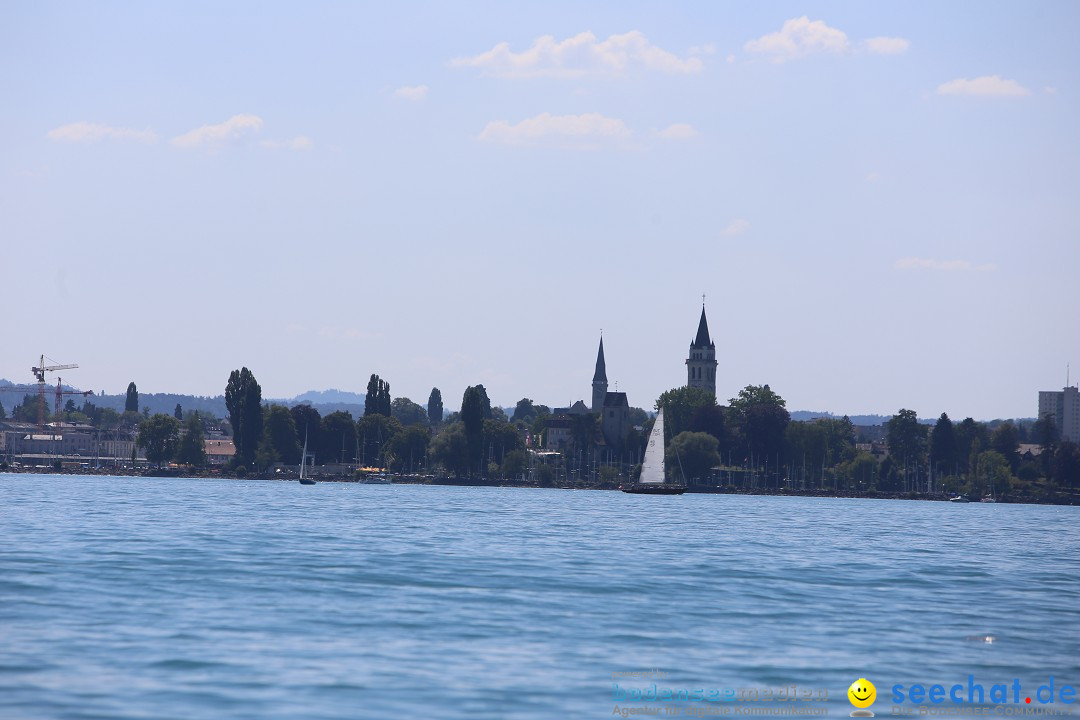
[593,336,607,383]
[603,391,629,408]
[691,305,714,348]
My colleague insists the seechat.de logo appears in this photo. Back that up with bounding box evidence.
[849,678,877,717]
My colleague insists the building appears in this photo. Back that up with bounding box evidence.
[590,336,630,448]
[686,304,717,396]
[1038,385,1080,444]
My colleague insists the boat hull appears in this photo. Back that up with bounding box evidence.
[621,484,686,495]
[299,478,316,485]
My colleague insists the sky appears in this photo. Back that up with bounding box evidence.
[2,1,1078,420]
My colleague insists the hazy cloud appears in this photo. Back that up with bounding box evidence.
[745,17,850,62]
[393,84,429,101]
[658,123,699,140]
[745,17,908,63]
[861,36,910,55]
[720,219,750,237]
[47,121,157,144]
[478,112,632,148]
[936,75,1031,97]
[894,257,996,272]
[171,114,264,148]
[451,30,703,78]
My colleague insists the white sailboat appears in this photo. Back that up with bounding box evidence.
[621,408,686,495]
[299,426,316,485]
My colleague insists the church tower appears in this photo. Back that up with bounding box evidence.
[686,305,717,396]
[592,335,608,412]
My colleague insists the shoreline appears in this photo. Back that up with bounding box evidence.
[3,466,1078,506]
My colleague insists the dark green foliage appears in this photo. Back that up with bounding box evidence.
[427,388,443,425]
[390,397,428,426]
[261,405,301,465]
[512,398,537,423]
[137,414,181,468]
[501,449,527,478]
[125,382,139,413]
[430,421,469,477]
[930,413,957,472]
[225,368,263,466]
[1054,442,1080,487]
[290,404,321,456]
[667,431,721,482]
[990,421,1020,470]
[954,417,989,475]
[656,386,716,438]
[461,385,492,475]
[319,411,358,464]
[356,413,401,466]
[0,400,5,419]
[483,419,524,466]
[364,374,391,417]
[886,409,926,464]
[12,393,44,423]
[175,415,206,467]
[728,384,790,462]
[174,403,183,420]
[387,424,431,472]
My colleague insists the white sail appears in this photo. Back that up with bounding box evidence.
[300,427,308,480]
[639,408,666,484]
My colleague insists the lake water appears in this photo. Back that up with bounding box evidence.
[1,474,1078,719]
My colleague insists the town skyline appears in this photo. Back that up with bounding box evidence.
[2,2,1078,420]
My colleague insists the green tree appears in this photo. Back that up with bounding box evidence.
[261,404,301,465]
[929,413,958,475]
[461,384,492,475]
[512,398,537,423]
[356,413,401,467]
[973,450,1013,498]
[12,393,44,423]
[0,400,5,419]
[656,386,716,438]
[174,403,183,420]
[886,409,927,467]
[175,415,206,467]
[364,374,391,417]
[990,421,1020,471]
[427,387,443,426]
[387,424,431,472]
[125,382,139,413]
[954,417,989,475]
[290,404,322,454]
[390,397,428,426]
[320,411,358,465]
[501,449,527,478]
[137,414,181,468]
[729,384,790,463]
[430,421,469,477]
[225,367,263,466]
[1033,413,1057,479]
[483,419,524,466]
[1054,442,1080,487]
[841,451,879,491]
[667,431,721,483]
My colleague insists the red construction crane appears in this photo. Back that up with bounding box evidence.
[54,377,93,427]
[30,355,78,428]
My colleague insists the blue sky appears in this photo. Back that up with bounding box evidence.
[2,1,1077,419]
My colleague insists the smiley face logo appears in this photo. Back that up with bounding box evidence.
[848,678,876,715]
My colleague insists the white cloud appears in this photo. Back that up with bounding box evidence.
[894,258,996,272]
[393,85,429,101]
[745,17,850,62]
[658,123,699,140]
[47,121,157,144]
[861,36,910,55]
[720,219,750,237]
[478,112,632,148]
[451,30,702,78]
[171,114,264,148]
[1043,86,1058,95]
[936,76,1030,97]
[261,136,314,151]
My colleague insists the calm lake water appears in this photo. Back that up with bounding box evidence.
[1,474,1078,719]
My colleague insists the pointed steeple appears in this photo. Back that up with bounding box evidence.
[692,305,713,348]
[593,335,607,382]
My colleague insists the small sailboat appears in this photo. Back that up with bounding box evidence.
[621,408,686,495]
[299,426,316,485]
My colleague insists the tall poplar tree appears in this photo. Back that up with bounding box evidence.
[428,387,443,426]
[125,382,139,413]
[225,367,263,466]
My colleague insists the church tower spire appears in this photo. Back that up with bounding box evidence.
[686,303,717,395]
[592,334,608,412]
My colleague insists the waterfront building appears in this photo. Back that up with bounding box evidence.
[1038,385,1080,444]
